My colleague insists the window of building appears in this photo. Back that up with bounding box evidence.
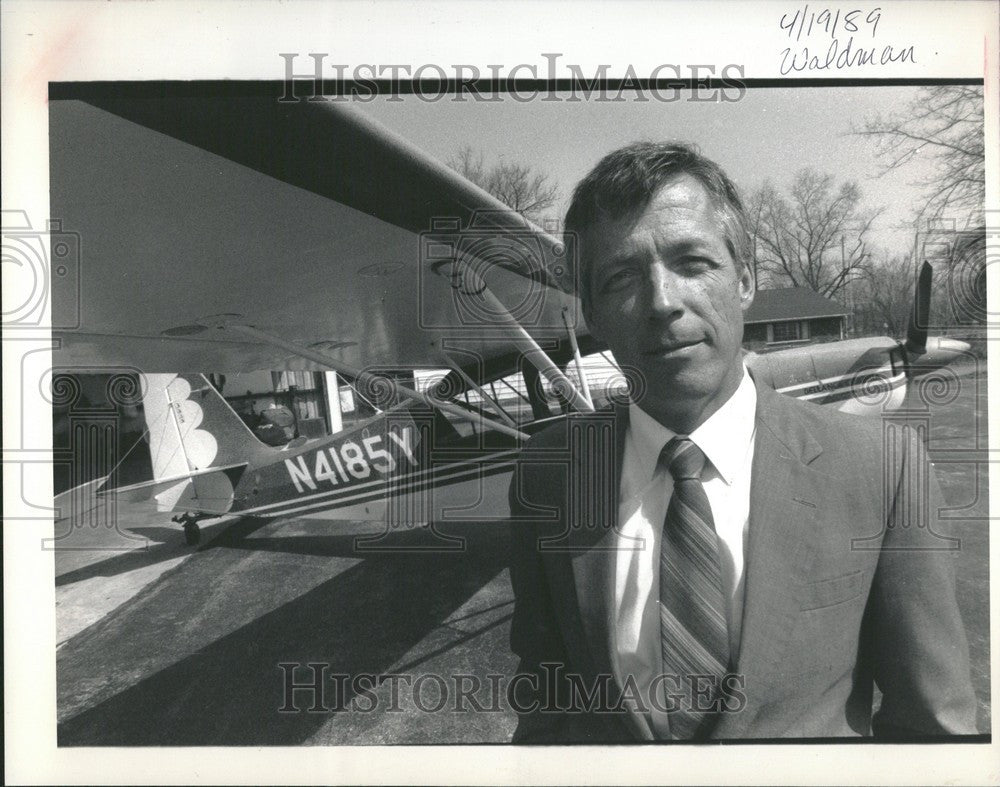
[768,320,809,344]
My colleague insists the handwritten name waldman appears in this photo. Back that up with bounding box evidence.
[781,35,915,74]
[778,6,916,75]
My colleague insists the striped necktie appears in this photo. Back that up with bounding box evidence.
[658,436,730,740]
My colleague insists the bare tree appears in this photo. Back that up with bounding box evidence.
[448,145,559,225]
[853,252,916,337]
[748,169,882,300]
[450,146,487,186]
[855,85,985,222]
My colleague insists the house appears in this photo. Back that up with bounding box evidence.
[742,287,848,351]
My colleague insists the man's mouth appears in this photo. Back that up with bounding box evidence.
[643,339,703,357]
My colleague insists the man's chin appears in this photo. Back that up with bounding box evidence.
[630,365,738,425]
[633,375,714,412]
[634,359,713,395]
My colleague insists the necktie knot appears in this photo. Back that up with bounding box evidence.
[659,436,707,481]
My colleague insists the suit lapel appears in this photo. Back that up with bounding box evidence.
[564,405,628,677]
[714,383,824,739]
[560,406,653,738]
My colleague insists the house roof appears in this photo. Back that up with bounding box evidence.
[744,287,849,324]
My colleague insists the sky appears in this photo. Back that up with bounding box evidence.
[356,84,950,256]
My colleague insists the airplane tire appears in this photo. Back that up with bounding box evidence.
[183,522,201,546]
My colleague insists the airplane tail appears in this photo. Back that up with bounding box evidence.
[100,373,272,514]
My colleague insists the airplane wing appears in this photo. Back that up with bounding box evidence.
[48,83,970,415]
[49,82,579,375]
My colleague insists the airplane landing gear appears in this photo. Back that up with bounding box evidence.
[183,521,201,546]
[172,513,208,545]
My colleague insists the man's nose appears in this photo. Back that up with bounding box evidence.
[647,264,683,316]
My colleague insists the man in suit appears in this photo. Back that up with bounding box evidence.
[507,142,977,741]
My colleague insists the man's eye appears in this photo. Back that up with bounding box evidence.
[599,269,635,291]
[678,257,716,273]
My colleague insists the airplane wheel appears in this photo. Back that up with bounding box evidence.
[183,522,201,546]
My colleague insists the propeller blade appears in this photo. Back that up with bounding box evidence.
[904,260,932,356]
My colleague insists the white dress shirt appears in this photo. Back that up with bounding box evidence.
[609,366,757,735]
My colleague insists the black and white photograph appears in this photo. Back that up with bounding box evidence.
[3,1,998,784]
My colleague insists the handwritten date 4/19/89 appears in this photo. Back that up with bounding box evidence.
[780,6,882,43]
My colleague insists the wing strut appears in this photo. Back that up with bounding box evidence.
[434,344,519,428]
[214,322,530,441]
[458,268,595,414]
[562,306,594,409]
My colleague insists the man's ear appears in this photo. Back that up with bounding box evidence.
[738,262,755,313]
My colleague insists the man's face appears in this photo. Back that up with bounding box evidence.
[582,174,754,429]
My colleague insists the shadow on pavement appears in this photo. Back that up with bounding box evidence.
[58,518,513,745]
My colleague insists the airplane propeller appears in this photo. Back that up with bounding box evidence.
[899,259,972,388]
[904,260,933,357]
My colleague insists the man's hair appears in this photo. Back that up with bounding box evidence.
[564,141,752,309]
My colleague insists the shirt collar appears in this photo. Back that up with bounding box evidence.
[627,365,757,486]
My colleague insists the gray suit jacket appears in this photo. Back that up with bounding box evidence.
[507,379,977,741]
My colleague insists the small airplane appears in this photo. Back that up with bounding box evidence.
[746,259,971,414]
[47,83,972,544]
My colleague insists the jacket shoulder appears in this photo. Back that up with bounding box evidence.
[764,386,886,444]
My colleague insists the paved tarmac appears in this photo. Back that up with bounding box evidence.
[56,506,519,744]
